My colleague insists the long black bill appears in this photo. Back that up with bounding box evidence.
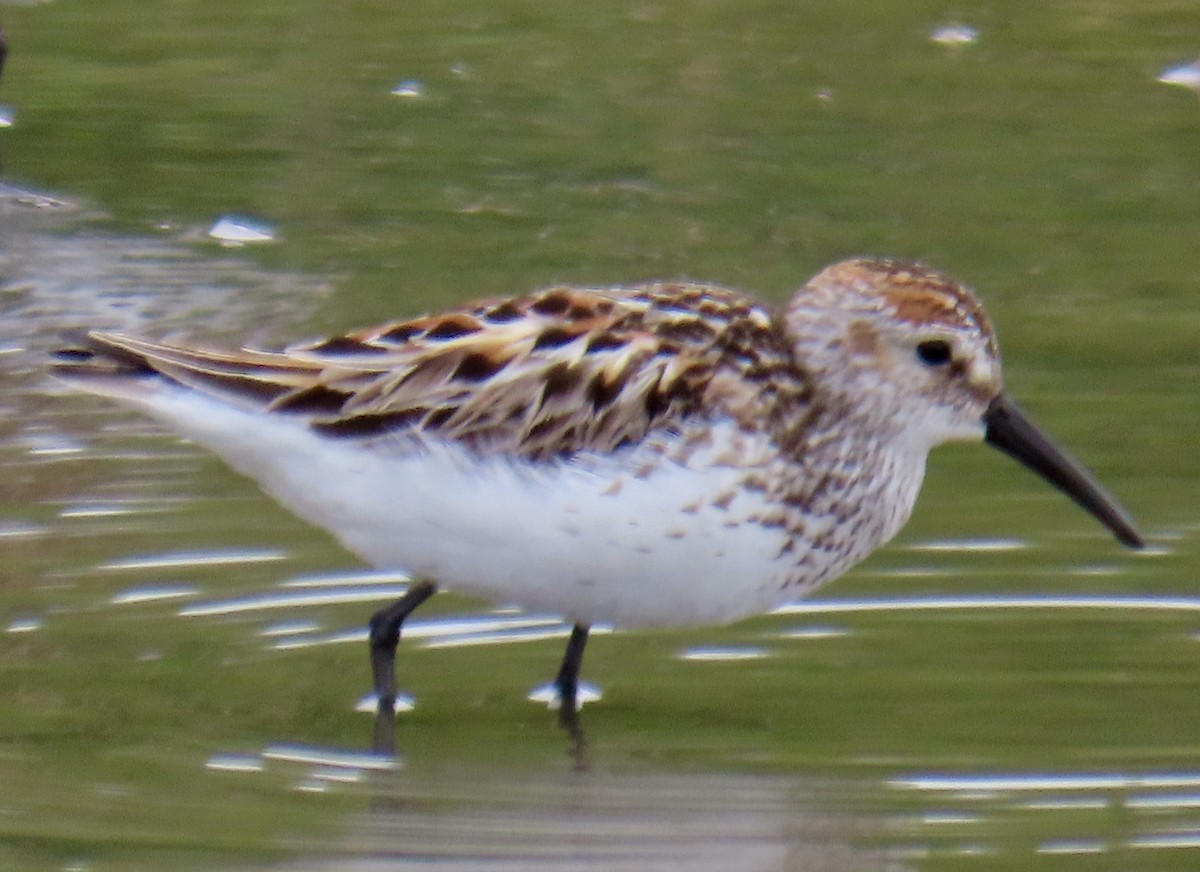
[983,393,1143,549]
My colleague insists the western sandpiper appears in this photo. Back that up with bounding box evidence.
[54,258,1142,734]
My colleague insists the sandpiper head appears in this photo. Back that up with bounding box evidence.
[786,257,1143,549]
[785,257,1002,448]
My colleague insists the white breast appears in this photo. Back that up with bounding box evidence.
[111,383,814,627]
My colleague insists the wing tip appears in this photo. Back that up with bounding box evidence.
[49,331,169,404]
[52,331,157,376]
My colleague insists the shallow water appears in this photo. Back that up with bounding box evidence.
[1,1,1199,870]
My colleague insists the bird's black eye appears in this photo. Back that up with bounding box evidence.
[916,339,953,367]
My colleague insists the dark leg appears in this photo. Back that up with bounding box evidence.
[369,580,437,716]
[554,624,591,769]
[554,623,590,727]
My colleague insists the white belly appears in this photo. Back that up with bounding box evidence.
[104,385,821,627]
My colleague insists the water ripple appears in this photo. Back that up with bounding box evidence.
[261,743,398,771]
[678,646,772,662]
[891,768,1200,858]
[775,594,1200,616]
[181,585,407,617]
[892,770,1200,793]
[99,549,287,572]
[110,584,200,605]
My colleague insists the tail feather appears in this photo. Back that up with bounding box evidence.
[52,331,326,409]
[54,331,158,375]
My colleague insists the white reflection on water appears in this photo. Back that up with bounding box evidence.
[259,620,323,637]
[929,24,978,47]
[780,625,850,639]
[390,79,425,99]
[205,754,264,773]
[262,743,398,771]
[909,537,1026,552]
[1037,840,1106,855]
[181,585,408,617]
[100,548,288,572]
[208,215,277,246]
[110,584,200,605]
[24,431,85,456]
[55,495,196,518]
[0,522,46,540]
[1128,793,1200,809]
[774,594,1200,616]
[264,769,889,872]
[1023,796,1109,810]
[59,503,143,518]
[919,811,980,825]
[1159,60,1200,91]
[280,570,410,588]
[209,744,400,796]
[892,771,1200,792]
[527,680,602,710]
[1132,832,1200,849]
[354,692,416,714]
[890,768,1200,857]
[678,646,772,662]
[307,766,366,784]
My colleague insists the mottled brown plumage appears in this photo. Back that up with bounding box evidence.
[65,279,815,462]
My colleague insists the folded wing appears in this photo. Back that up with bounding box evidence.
[55,282,806,461]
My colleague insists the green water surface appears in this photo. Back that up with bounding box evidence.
[0,1,1198,869]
